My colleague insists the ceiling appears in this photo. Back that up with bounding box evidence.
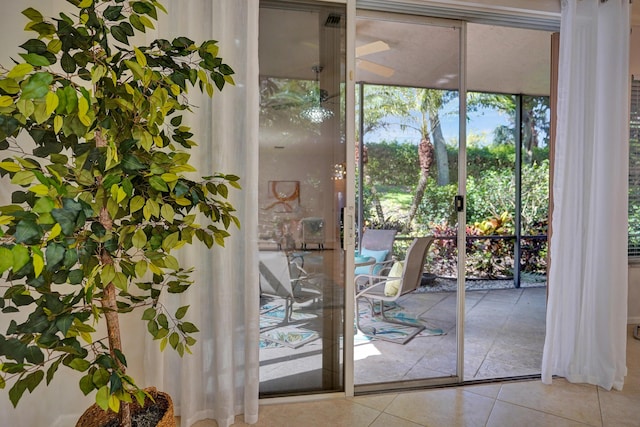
[259,6,553,96]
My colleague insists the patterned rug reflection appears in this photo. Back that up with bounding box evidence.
[260,303,319,349]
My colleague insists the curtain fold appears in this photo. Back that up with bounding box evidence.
[542,0,630,391]
[147,1,260,426]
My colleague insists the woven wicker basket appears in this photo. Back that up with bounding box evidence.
[76,387,175,427]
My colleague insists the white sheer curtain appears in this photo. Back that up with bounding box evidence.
[542,0,630,391]
[146,1,260,427]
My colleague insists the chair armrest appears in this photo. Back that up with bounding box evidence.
[354,274,401,298]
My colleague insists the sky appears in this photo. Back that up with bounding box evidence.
[365,106,512,147]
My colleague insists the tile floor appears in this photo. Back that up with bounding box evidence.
[187,325,640,426]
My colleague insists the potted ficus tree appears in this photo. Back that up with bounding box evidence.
[0,1,239,426]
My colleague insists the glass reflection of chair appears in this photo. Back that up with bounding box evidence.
[355,236,434,344]
[259,251,321,324]
[300,217,325,250]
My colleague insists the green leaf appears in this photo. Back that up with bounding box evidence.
[132,228,147,249]
[46,358,62,385]
[7,63,34,80]
[68,269,84,285]
[175,305,189,320]
[142,307,156,321]
[24,346,44,364]
[14,220,43,244]
[30,22,56,37]
[60,52,76,74]
[24,370,44,393]
[69,358,90,372]
[132,1,157,19]
[92,368,110,388]
[45,243,65,269]
[129,196,145,213]
[138,15,155,29]
[21,72,53,99]
[0,78,20,94]
[113,272,127,291]
[120,21,134,36]
[147,319,159,336]
[9,380,27,407]
[19,53,52,67]
[157,313,168,329]
[134,46,147,67]
[162,232,179,252]
[96,386,109,411]
[0,116,20,141]
[124,60,144,80]
[160,203,174,223]
[135,260,148,278]
[100,264,116,286]
[130,14,145,32]
[164,255,179,270]
[121,154,147,173]
[168,332,179,349]
[63,249,78,268]
[149,176,169,192]
[11,171,35,186]
[103,5,123,21]
[19,39,47,54]
[0,247,13,274]
[63,85,77,114]
[11,245,30,271]
[79,374,94,395]
[51,208,77,235]
[111,25,128,44]
[179,322,199,333]
[33,197,55,214]
[47,39,62,54]
[55,315,73,337]
[109,371,122,393]
[22,7,43,22]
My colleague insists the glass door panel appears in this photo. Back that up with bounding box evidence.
[463,23,551,381]
[258,0,346,396]
[354,12,463,390]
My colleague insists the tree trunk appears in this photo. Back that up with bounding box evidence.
[430,115,449,186]
[406,171,429,232]
[98,203,131,427]
[101,281,132,427]
[406,138,434,231]
[369,184,385,225]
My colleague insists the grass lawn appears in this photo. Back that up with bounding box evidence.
[369,185,413,220]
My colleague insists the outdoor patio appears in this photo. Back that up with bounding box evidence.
[259,280,547,392]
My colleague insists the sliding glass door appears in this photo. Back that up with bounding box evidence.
[258,0,347,396]
[353,11,466,391]
[257,1,551,398]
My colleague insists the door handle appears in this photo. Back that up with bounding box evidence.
[454,195,464,212]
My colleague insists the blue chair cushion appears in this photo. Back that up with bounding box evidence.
[354,248,389,275]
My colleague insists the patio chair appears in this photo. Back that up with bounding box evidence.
[355,236,434,344]
[259,251,321,324]
[356,228,397,288]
